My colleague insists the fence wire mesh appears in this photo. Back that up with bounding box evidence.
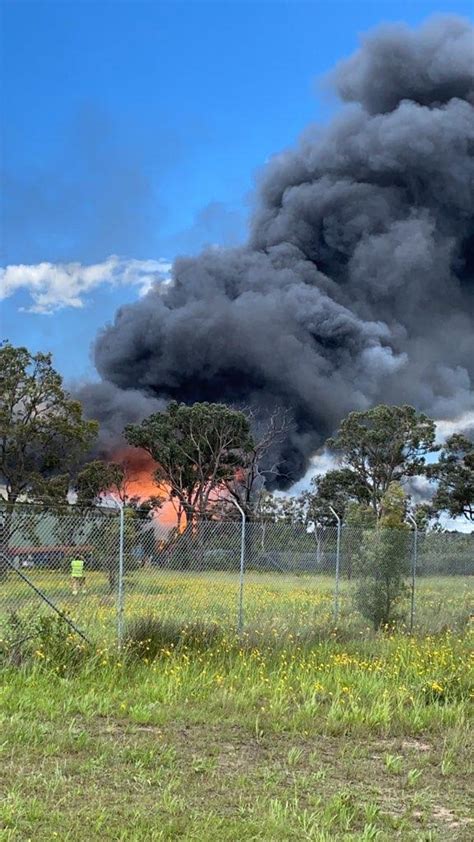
[1,502,472,646]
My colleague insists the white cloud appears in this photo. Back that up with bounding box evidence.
[0,255,172,314]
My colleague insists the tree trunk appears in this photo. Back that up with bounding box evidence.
[178,521,194,570]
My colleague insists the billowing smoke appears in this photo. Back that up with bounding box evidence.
[77,381,165,458]
[82,16,474,487]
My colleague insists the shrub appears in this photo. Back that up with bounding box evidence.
[353,484,411,630]
[354,535,409,630]
[0,613,91,671]
[34,615,91,671]
[0,611,35,666]
[124,615,223,660]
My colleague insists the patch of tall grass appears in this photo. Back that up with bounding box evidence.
[1,614,471,738]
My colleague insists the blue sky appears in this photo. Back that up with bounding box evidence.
[2,0,473,382]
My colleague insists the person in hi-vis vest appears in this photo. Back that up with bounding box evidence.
[70,555,85,594]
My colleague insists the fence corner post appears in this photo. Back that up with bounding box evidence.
[117,502,125,648]
[407,514,418,633]
[329,506,341,625]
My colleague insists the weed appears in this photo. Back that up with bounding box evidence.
[407,768,422,787]
[287,746,304,767]
[384,753,403,774]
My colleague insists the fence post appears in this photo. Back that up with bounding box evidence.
[117,502,125,647]
[329,506,341,624]
[231,500,246,634]
[407,514,418,633]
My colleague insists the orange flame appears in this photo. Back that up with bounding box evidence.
[111,448,179,528]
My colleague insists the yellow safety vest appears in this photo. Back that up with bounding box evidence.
[71,558,84,578]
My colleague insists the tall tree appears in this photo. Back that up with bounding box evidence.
[327,405,437,518]
[0,343,98,576]
[0,343,98,503]
[429,434,474,523]
[124,401,254,523]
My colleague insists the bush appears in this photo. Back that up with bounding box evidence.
[0,611,35,666]
[0,613,91,671]
[33,615,92,671]
[353,484,411,631]
[124,615,223,660]
[354,527,411,630]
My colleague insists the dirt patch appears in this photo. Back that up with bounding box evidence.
[401,739,431,752]
[432,805,473,829]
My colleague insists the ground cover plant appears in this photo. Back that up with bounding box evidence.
[0,610,472,840]
[1,570,472,645]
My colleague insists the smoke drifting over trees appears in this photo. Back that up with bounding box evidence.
[81,16,474,487]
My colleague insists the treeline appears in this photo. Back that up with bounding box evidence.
[1,342,473,530]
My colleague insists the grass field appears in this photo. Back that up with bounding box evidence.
[1,572,472,839]
[1,570,473,643]
[0,629,473,840]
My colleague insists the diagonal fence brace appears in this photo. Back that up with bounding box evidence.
[2,555,91,645]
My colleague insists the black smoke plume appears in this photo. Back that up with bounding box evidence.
[81,16,474,487]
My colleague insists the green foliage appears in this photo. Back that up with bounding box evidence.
[33,615,91,671]
[125,615,223,659]
[379,482,407,526]
[75,460,126,506]
[429,433,474,522]
[0,611,33,667]
[340,503,377,579]
[354,483,411,630]
[125,401,254,520]
[0,342,98,503]
[0,614,91,672]
[345,502,377,528]
[302,469,370,526]
[327,405,437,516]
[418,531,473,576]
[411,502,433,530]
[0,343,98,579]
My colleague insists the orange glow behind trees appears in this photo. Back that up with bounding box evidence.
[111,448,179,528]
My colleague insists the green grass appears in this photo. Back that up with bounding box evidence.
[1,570,472,838]
[0,627,473,840]
[1,570,472,645]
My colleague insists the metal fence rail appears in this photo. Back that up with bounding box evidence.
[1,502,473,646]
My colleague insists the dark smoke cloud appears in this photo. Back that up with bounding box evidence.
[77,381,165,458]
[84,16,474,487]
[330,16,473,114]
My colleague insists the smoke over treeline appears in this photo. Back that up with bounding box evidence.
[80,16,474,487]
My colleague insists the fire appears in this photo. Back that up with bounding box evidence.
[111,448,179,528]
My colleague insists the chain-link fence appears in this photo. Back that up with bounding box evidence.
[1,501,472,646]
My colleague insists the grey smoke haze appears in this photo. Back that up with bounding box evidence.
[78,381,166,457]
[82,16,474,487]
